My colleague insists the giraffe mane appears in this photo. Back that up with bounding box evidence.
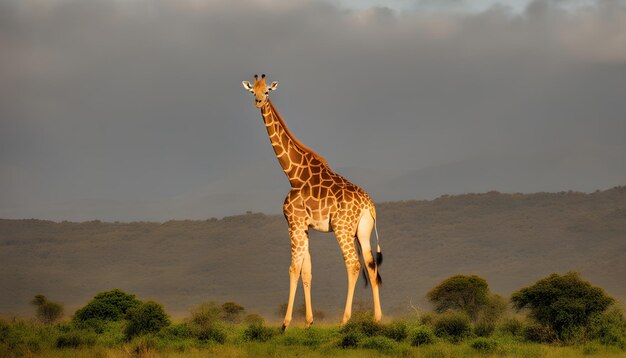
[268,100,329,167]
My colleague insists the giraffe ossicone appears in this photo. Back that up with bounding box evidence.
[242,74,383,330]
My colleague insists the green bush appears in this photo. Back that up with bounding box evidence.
[470,337,499,352]
[474,319,495,337]
[427,275,490,320]
[55,331,96,348]
[244,313,264,325]
[189,302,222,326]
[74,289,140,323]
[242,323,276,342]
[433,312,472,342]
[587,307,626,347]
[160,323,193,339]
[498,318,525,337]
[383,320,408,341]
[523,323,556,343]
[511,272,614,341]
[410,326,436,346]
[341,312,383,337]
[31,295,64,324]
[221,302,245,323]
[192,322,227,343]
[124,301,171,339]
[359,336,397,354]
[339,332,361,348]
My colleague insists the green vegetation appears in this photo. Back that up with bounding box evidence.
[427,274,490,320]
[124,301,170,339]
[73,289,140,326]
[30,295,63,325]
[511,272,617,342]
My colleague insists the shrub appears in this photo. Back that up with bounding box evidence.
[161,323,192,339]
[192,322,227,344]
[359,336,397,354]
[30,295,63,324]
[244,314,264,325]
[523,323,556,343]
[434,312,472,342]
[587,306,626,347]
[511,272,614,340]
[410,326,436,346]
[242,323,276,342]
[74,289,140,323]
[427,275,490,320]
[470,337,499,353]
[221,302,245,324]
[339,332,360,348]
[383,320,408,341]
[498,318,525,337]
[341,312,383,337]
[474,320,495,337]
[55,331,96,348]
[124,301,171,339]
[190,302,222,326]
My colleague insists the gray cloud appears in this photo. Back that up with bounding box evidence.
[1,0,625,221]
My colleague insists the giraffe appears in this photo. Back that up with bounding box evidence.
[242,74,383,330]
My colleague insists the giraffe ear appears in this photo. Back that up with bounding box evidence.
[242,81,254,92]
[268,81,279,92]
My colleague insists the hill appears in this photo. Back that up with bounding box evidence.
[1,187,625,320]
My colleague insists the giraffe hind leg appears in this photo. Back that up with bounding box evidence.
[356,210,383,321]
[354,238,370,287]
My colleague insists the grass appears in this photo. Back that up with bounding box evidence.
[1,317,624,358]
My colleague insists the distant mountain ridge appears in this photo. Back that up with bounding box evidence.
[1,186,624,320]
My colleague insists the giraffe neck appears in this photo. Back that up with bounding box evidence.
[261,100,328,187]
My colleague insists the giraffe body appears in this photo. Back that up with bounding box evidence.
[242,75,382,329]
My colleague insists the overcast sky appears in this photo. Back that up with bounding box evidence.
[1,0,625,221]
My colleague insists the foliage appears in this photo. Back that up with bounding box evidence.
[382,320,408,341]
[498,317,526,337]
[124,301,171,339]
[55,331,96,348]
[470,337,499,353]
[427,274,490,320]
[523,323,557,343]
[341,312,383,337]
[187,301,227,344]
[221,301,245,323]
[339,332,360,348]
[511,272,614,340]
[433,311,472,342]
[242,323,276,342]
[474,319,495,337]
[192,322,227,343]
[244,314,265,325]
[587,306,626,348]
[410,326,436,346]
[73,289,140,324]
[189,302,222,327]
[358,336,397,354]
[30,295,63,325]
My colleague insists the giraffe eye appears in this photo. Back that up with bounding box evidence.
[265,91,269,95]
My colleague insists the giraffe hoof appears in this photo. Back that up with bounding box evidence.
[281,323,287,333]
[305,320,313,329]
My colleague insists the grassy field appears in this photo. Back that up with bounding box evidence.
[2,316,625,358]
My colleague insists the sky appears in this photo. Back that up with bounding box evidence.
[1,0,625,221]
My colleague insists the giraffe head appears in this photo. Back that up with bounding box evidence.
[242,74,278,108]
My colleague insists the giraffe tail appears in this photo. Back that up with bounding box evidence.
[374,221,383,267]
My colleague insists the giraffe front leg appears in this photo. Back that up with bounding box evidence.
[336,230,361,325]
[282,220,309,332]
[302,247,313,328]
